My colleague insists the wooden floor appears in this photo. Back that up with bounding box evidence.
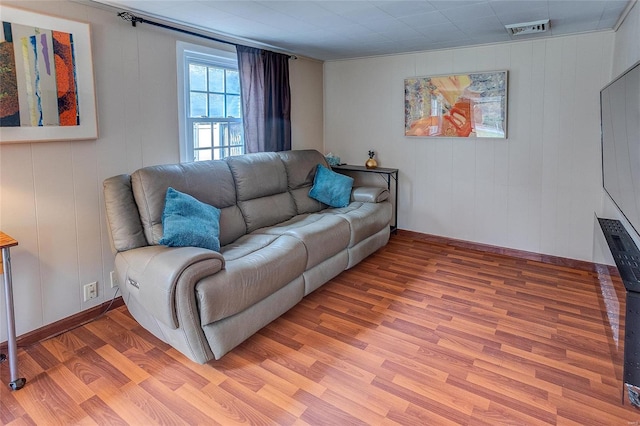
[2,231,639,425]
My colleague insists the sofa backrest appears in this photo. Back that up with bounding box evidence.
[226,152,297,233]
[277,149,328,214]
[104,174,149,252]
[104,149,331,252]
[131,160,246,247]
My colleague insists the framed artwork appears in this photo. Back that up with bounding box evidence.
[0,6,97,144]
[405,70,508,138]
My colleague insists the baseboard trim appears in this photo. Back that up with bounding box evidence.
[0,297,124,352]
[396,229,618,274]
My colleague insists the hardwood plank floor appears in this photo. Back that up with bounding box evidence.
[2,231,639,425]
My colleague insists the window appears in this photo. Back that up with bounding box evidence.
[177,42,244,162]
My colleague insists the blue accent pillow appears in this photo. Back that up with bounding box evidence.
[159,187,221,252]
[309,164,354,208]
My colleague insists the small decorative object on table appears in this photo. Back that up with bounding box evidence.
[366,150,378,169]
[325,152,341,167]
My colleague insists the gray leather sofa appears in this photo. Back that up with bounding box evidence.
[103,149,392,363]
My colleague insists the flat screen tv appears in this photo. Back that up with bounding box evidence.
[601,60,640,237]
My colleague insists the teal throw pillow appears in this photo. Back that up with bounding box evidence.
[159,187,221,252]
[309,164,354,208]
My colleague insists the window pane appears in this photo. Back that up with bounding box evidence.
[226,95,241,118]
[189,64,207,91]
[181,46,245,162]
[213,147,225,160]
[208,94,225,117]
[226,70,240,94]
[208,67,224,92]
[190,93,207,118]
[193,122,212,148]
[212,123,223,147]
[230,146,244,156]
[195,149,212,161]
[229,122,243,146]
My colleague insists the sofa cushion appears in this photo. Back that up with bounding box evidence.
[131,160,246,246]
[309,164,354,208]
[196,234,307,325]
[277,150,329,214]
[159,188,221,252]
[327,201,393,247]
[289,188,325,215]
[277,149,328,190]
[227,152,297,233]
[237,193,298,234]
[254,214,350,269]
[227,152,289,200]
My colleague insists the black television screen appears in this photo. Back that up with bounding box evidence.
[601,61,640,237]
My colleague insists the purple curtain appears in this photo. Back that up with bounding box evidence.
[236,46,291,153]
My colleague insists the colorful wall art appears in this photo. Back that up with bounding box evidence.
[405,71,508,138]
[0,6,97,143]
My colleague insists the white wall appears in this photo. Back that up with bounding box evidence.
[0,0,323,340]
[325,31,616,264]
[291,57,324,150]
[612,1,640,78]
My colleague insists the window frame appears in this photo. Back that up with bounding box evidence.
[177,41,243,163]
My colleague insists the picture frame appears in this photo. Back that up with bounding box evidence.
[0,6,97,144]
[404,70,508,138]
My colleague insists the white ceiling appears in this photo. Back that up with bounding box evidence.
[93,0,634,60]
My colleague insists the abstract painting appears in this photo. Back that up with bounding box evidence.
[405,71,508,138]
[0,6,96,143]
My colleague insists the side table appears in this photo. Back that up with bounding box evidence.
[332,164,399,233]
[0,232,26,390]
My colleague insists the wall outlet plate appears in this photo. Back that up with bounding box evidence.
[110,271,119,289]
[83,282,98,302]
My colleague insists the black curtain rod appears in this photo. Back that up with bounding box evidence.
[117,12,296,59]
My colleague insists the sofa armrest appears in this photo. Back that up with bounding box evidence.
[116,245,224,329]
[351,186,390,203]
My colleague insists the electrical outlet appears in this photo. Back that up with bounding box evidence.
[110,271,119,289]
[83,282,98,302]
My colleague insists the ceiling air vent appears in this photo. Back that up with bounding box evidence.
[505,19,550,36]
